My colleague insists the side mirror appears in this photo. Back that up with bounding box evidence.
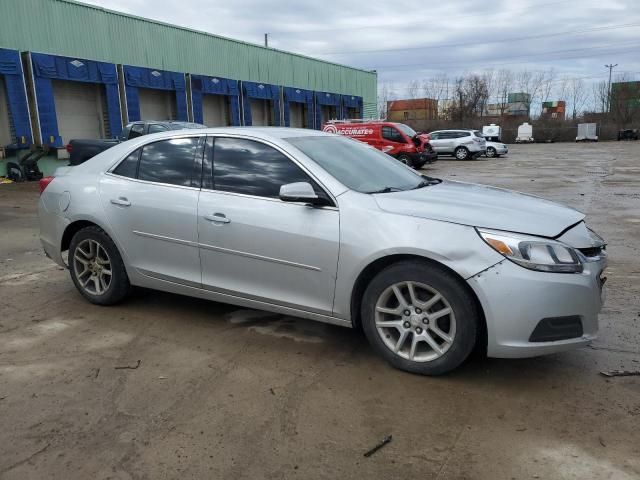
[279,182,321,204]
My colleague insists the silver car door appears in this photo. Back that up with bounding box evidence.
[99,136,203,287]
[197,136,340,315]
[429,132,446,153]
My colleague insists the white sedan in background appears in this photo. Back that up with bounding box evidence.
[485,140,509,158]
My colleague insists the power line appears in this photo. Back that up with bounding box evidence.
[271,0,589,35]
[368,42,640,72]
[313,23,640,56]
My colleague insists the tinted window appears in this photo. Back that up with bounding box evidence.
[138,138,199,186]
[457,131,470,138]
[129,123,145,139]
[112,148,140,178]
[381,126,405,143]
[213,137,316,198]
[473,130,484,138]
[148,124,169,134]
[430,132,440,140]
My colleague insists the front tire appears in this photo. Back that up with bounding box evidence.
[454,147,470,160]
[361,261,478,375]
[397,154,412,167]
[486,147,497,158]
[69,226,131,305]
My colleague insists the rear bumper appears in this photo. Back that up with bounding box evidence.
[467,258,606,358]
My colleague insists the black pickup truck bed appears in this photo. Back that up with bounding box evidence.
[67,120,205,165]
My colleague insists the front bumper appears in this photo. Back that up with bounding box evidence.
[467,257,605,358]
[404,151,437,169]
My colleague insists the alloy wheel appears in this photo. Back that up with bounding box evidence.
[73,239,112,296]
[374,281,456,362]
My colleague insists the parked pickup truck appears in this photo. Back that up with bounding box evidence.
[67,120,205,165]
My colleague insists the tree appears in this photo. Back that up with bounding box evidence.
[406,80,420,99]
[567,77,588,120]
[493,69,513,118]
[378,81,394,119]
[422,73,450,118]
[515,70,546,118]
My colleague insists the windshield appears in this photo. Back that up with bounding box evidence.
[396,123,417,137]
[287,136,424,193]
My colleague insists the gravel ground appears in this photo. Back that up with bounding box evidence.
[0,142,639,479]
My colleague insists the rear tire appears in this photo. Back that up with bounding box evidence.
[69,226,131,305]
[454,147,470,160]
[361,261,478,375]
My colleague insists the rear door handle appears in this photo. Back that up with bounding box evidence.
[110,197,131,207]
[204,213,231,224]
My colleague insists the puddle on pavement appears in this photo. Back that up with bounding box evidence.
[226,309,326,343]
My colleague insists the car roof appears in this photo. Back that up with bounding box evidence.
[126,126,334,141]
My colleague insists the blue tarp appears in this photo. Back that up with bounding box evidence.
[314,91,341,129]
[0,49,32,148]
[190,75,241,126]
[242,81,281,126]
[123,65,188,123]
[31,52,122,147]
[341,94,363,119]
[283,86,314,128]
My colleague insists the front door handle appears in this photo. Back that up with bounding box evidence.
[204,213,231,224]
[110,197,131,207]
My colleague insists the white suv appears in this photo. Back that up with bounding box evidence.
[429,130,487,160]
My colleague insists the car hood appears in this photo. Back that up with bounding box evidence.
[374,180,584,237]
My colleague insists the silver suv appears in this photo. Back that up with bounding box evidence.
[429,129,486,160]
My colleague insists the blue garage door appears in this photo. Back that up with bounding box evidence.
[123,65,188,123]
[314,91,341,129]
[341,94,364,120]
[0,48,32,149]
[31,52,121,148]
[242,81,281,126]
[283,87,314,129]
[191,75,240,126]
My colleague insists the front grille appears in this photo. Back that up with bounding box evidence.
[578,245,605,258]
[529,316,583,342]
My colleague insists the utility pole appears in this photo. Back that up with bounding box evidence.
[605,63,618,113]
[264,33,269,48]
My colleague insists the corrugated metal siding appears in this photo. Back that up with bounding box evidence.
[0,0,376,108]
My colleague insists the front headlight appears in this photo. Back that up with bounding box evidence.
[477,228,583,273]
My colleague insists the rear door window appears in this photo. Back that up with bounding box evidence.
[138,137,200,187]
[112,148,141,178]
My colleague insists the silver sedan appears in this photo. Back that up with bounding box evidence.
[39,128,607,375]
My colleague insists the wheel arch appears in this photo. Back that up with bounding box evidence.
[349,253,487,352]
[61,218,115,253]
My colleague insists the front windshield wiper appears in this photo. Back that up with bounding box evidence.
[412,175,442,189]
[365,186,404,194]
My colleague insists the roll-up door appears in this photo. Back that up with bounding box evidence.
[202,94,230,126]
[249,98,273,126]
[288,103,306,128]
[321,105,337,123]
[138,87,176,121]
[0,77,12,147]
[52,79,105,144]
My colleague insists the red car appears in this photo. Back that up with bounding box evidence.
[322,120,437,169]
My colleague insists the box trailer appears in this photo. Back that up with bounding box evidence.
[482,123,501,141]
[576,123,598,142]
[515,122,534,143]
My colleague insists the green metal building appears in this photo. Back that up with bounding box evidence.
[0,0,377,175]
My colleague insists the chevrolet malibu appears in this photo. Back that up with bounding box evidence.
[39,128,607,375]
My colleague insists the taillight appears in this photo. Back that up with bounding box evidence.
[39,176,54,195]
[65,144,73,153]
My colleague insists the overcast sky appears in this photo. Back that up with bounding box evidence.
[82,0,640,103]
